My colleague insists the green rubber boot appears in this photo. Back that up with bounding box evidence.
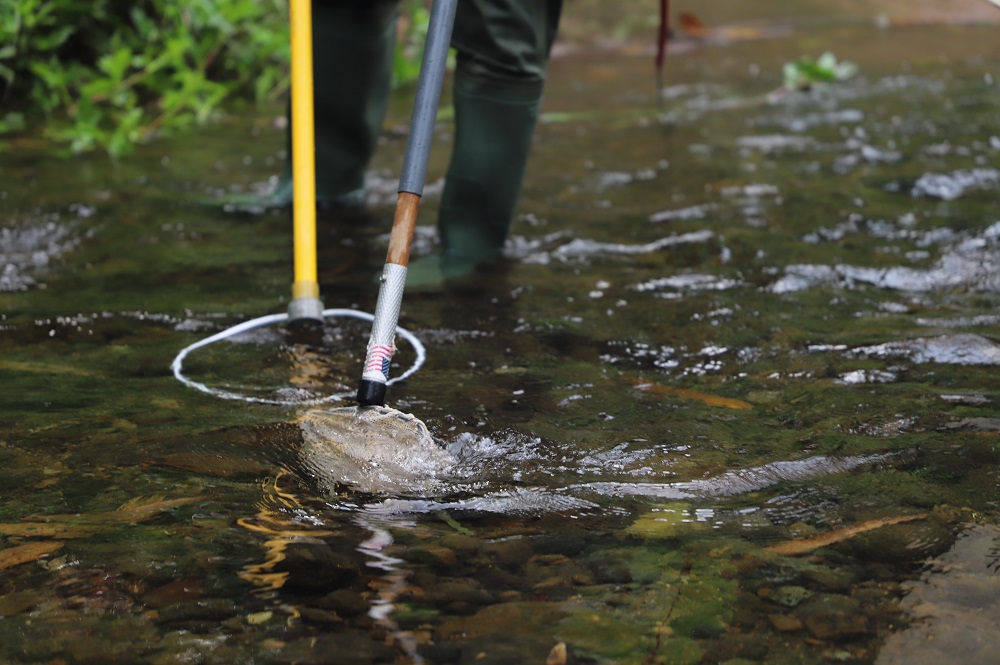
[406,73,544,288]
[220,2,397,213]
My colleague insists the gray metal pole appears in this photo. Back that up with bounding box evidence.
[356,0,458,407]
[397,0,458,196]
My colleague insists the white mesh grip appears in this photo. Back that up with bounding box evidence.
[362,263,408,383]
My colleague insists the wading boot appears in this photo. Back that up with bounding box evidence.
[406,72,544,288]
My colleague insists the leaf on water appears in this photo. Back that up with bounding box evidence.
[20,494,207,528]
[153,452,269,480]
[150,397,183,410]
[634,380,753,410]
[676,13,790,42]
[435,510,474,536]
[143,578,205,608]
[114,494,207,522]
[766,513,928,556]
[0,541,65,571]
[678,12,708,39]
[0,522,92,539]
[0,360,99,377]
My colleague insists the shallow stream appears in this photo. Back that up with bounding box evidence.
[2,2,999,664]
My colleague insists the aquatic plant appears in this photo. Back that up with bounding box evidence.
[768,51,857,102]
[784,52,857,89]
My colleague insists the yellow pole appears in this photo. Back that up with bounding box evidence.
[288,0,323,318]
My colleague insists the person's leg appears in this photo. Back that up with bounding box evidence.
[311,1,398,205]
[222,1,397,212]
[408,0,563,283]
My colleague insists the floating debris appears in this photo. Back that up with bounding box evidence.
[766,513,927,556]
[0,541,65,571]
[633,379,753,410]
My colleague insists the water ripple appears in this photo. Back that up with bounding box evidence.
[0,217,82,291]
[849,333,1000,366]
[770,237,1000,294]
[569,453,896,500]
[911,168,1000,200]
[551,230,714,261]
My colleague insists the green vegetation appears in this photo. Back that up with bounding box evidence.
[394,0,432,88]
[781,52,857,92]
[0,0,433,157]
[0,0,290,156]
[763,51,857,103]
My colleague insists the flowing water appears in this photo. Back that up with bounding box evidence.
[2,2,999,663]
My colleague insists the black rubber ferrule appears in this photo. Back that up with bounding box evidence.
[356,379,387,406]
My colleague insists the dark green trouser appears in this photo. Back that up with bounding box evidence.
[310,0,562,262]
[307,2,399,203]
[443,0,562,262]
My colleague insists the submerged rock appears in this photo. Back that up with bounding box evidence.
[797,594,869,641]
[275,632,396,665]
[768,585,813,608]
[877,525,1000,665]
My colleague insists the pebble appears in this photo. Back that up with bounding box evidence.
[298,606,342,625]
[478,537,534,568]
[155,599,238,625]
[768,585,813,608]
[797,594,870,641]
[426,580,495,607]
[275,632,395,665]
[439,533,481,557]
[768,613,805,632]
[411,544,459,568]
[317,589,368,616]
[275,541,362,592]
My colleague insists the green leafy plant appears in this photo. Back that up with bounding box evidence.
[393,0,432,88]
[764,51,857,103]
[0,0,290,156]
[392,0,454,89]
[783,51,857,90]
[0,0,438,156]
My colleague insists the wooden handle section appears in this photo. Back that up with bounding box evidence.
[386,192,421,267]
